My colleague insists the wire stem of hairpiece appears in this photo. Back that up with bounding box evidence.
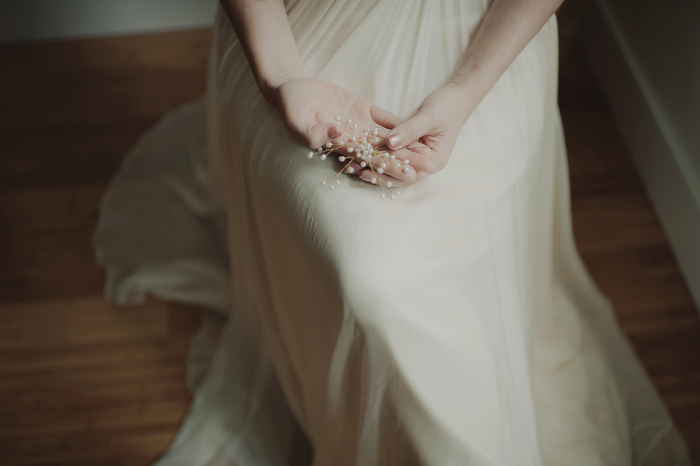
[306,116,407,199]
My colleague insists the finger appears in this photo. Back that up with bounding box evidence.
[362,154,416,183]
[344,153,375,172]
[369,162,413,184]
[359,167,415,188]
[347,124,386,147]
[324,149,367,176]
[305,121,342,150]
[386,112,436,150]
[366,127,388,148]
[379,147,435,174]
[342,161,362,175]
[370,105,404,130]
[344,121,387,149]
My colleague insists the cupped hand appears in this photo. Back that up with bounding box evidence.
[368,83,476,187]
[270,75,435,186]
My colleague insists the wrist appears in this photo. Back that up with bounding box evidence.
[259,68,307,108]
[451,69,487,97]
[441,82,478,124]
[449,65,500,121]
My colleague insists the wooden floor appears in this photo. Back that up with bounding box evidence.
[0,28,698,465]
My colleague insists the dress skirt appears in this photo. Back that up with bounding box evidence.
[94,0,691,464]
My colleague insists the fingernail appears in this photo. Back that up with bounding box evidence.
[388,134,402,148]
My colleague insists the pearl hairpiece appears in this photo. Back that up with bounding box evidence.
[306,115,404,200]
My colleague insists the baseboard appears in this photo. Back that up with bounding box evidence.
[0,0,217,43]
[580,1,700,310]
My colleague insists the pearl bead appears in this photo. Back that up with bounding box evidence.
[346,167,354,174]
[307,152,314,159]
[403,159,410,165]
[380,162,386,169]
[335,179,341,184]
[335,115,341,120]
[347,147,354,153]
[347,119,353,124]
[330,185,335,190]
[321,180,326,185]
[377,168,384,174]
[403,167,409,173]
[360,162,367,167]
[351,136,357,142]
[386,181,393,188]
[353,123,358,129]
[390,155,396,160]
[373,128,379,135]
[395,190,401,196]
[381,193,386,199]
[318,147,323,151]
[338,140,344,145]
[391,194,396,200]
[338,156,345,162]
[371,177,377,184]
[320,154,327,161]
[336,121,341,125]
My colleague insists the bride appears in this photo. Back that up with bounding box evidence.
[95,0,691,464]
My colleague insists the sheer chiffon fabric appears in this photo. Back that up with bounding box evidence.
[95,0,690,464]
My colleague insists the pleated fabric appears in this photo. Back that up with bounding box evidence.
[94,0,691,465]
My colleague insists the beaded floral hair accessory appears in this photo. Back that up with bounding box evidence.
[306,115,408,199]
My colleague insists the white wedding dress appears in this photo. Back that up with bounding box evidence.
[94,1,691,465]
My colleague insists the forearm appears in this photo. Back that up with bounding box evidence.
[220,0,305,105]
[451,0,563,112]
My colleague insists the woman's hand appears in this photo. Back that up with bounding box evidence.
[374,83,477,186]
[271,75,435,185]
